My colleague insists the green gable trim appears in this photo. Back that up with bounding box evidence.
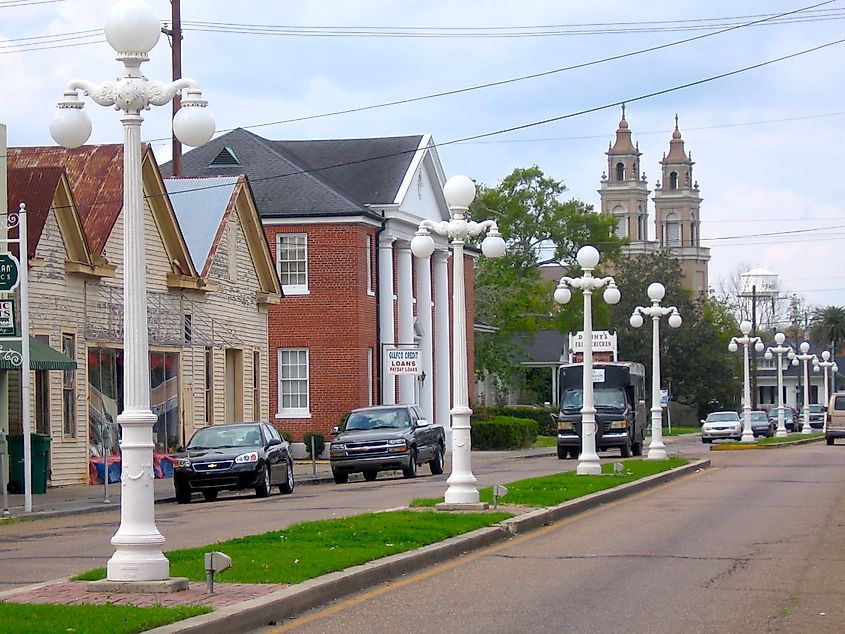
[0,336,77,370]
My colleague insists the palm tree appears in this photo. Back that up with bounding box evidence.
[809,306,845,353]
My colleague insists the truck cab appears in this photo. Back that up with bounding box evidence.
[556,362,647,459]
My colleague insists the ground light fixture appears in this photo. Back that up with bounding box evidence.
[49,0,214,582]
[553,245,620,475]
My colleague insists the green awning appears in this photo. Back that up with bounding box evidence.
[0,336,77,370]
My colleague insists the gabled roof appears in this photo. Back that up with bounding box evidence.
[164,175,281,298]
[9,144,197,278]
[6,167,91,264]
[8,145,124,256]
[164,128,425,219]
[165,176,239,274]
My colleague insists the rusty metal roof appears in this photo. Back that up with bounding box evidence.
[8,144,129,255]
[6,167,65,258]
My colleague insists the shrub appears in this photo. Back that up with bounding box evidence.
[471,416,538,450]
[279,429,293,443]
[303,432,326,458]
[474,405,556,436]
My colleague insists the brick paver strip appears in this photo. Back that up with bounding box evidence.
[1,580,286,609]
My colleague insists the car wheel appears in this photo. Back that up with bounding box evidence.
[429,445,445,475]
[568,447,579,459]
[363,470,378,482]
[280,460,295,494]
[175,484,192,504]
[254,464,271,498]
[632,439,643,456]
[557,445,566,460]
[202,490,219,502]
[332,470,349,484]
[402,448,418,478]
[702,438,712,444]
[620,440,631,458]
[827,437,834,446]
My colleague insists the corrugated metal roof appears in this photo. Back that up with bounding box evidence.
[8,144,126,255]
[164,176,238,273]
[6,167,64,258]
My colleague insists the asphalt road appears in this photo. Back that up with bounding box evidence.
[3,442,685,590]
[260,441,845,634]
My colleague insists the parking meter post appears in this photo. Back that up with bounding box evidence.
[206,569,214,594]
[1,436,9,516]
[311,436,316,479]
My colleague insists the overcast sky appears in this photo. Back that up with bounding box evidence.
[3,0,845,321]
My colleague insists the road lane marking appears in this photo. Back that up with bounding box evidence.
[266,468,707,633]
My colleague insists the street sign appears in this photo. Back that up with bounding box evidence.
[0,253,19,292]
[0,299,15,336]
[660,389,670,408]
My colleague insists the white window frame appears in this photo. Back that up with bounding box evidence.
[276,233,309,295]
[276,347,311,418]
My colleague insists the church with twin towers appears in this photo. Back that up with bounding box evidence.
[599,106,710,294]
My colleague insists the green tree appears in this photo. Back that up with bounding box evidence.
[469,166,621,392]
[809,306,845,354]
[608,253,741,417]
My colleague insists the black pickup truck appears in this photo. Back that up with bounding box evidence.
[328,405,446,484]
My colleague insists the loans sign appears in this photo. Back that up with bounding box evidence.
[385,347,421,375]
[0,254,19,292]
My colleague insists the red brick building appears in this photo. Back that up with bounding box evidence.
[169,129,475,443]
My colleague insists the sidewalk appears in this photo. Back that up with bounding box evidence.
[1,459,336,519]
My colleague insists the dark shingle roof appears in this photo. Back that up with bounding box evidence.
[164,128,423,219]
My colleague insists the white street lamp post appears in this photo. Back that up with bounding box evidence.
[764,333,794,438]
[813,350,838,409]
[49,0,214,582]
[729,321,764,443]
[629,282,681,460]
[793,342,816,434]
[410,175,505,505]
[553,246,620,475]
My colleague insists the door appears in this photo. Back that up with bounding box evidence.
[225,348,244,423]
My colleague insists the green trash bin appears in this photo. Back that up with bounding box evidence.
[7,433,51,494]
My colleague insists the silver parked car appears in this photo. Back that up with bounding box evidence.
[750,411,774,438]
[700,411,742,443]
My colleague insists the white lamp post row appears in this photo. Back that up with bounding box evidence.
[49,0,214,582]
[629,283,682,460]
[410,175,506,505]
[553,246,620,475]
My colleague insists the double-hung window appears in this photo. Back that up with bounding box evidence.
[277,348,309,417]
[276,233,308,294]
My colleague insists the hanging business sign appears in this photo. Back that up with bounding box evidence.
[0,253,20,292]
[0,299,15,336]
[384,346,421,375]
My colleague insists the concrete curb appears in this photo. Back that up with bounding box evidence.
[145,458,710,634]
[709,436,824,451]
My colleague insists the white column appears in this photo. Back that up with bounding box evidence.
[108,113,168,581]
[741,341,754,442]
[433,251,451,440]
[378,235,396,404]
[577,282,602,475]
[416,255,434,423]
[396,241,415,404]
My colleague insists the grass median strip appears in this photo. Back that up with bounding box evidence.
[0,603,211,634]
[75,510,512,585]
[411,458,689,508]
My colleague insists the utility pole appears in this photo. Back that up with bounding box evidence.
[162,0,183,176]
[751,284,758,409]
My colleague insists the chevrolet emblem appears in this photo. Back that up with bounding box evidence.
[208,463,217,469]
